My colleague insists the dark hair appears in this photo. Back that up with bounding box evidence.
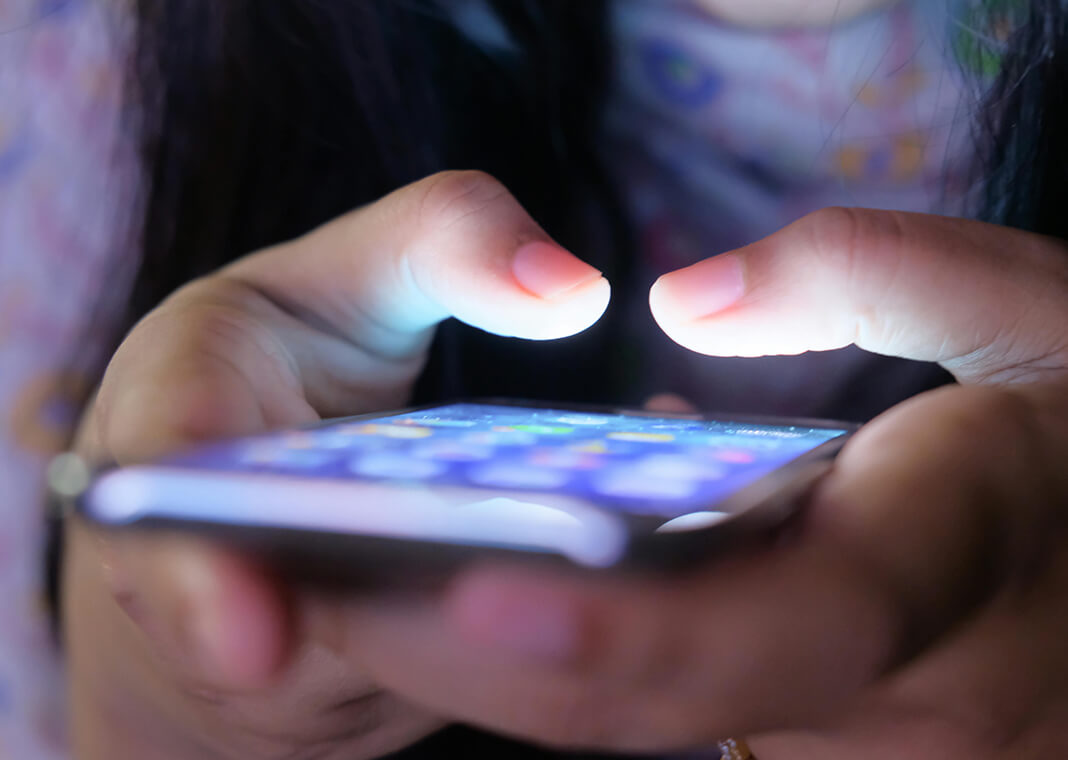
[974,0,1068,236]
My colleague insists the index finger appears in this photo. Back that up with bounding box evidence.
[226,169,611,349]
[649,209,1068,385]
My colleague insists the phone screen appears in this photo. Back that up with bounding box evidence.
[83,403,850,567]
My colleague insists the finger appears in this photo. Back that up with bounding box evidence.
[749,713,1000,760]
[225,169,610,348]
[327,540,895,752]
[434,549,899,746]
[649,209,1068,384]
[80,519,292,690]
[642,393,699,414]
[67,518,446,758]
[78,313,322,463]
[855,518,1068,760]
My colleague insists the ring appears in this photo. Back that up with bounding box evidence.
[718,737,755,760]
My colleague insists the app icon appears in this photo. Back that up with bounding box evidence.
[279,432,318,449]
[240,443,285,465]
[401,417,476,428]
[554,415,611,426]
[468,463,571,490]
[514,424,575,436]
[346,424,433,439]
[336,430,413,452]
[568,440,609,454]
[349,452,445,480]
[649,421,703,431]
[242,447,336,470]
[312,430,390,450]
[711,449,756,464]
[567,438,644,455]
[529,449,601,470]
[636,454,725,480]
[412,440,495,462]
[607,431,675,443]
[592,468,696,500]
[466,430,538,446]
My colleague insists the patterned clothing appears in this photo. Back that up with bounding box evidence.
[0,0,134,756]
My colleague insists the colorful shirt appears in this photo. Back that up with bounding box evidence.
[1,0,134,756]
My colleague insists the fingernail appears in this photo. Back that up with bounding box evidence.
[653,253,745,322]
[450,578,582,663]
[512,241,604,299]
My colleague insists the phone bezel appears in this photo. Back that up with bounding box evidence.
[61,398,858,579]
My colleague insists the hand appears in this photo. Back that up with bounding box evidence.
[327,209,1068,758]
[64,171,610,760]
[694,0,898,28]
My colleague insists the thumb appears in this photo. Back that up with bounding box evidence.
[649,208,1068,385]
[226,169,611,350]
[88,171,609,461]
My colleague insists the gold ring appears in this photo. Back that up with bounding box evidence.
[718,737,755,760]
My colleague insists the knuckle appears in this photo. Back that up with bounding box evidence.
[173,280,296,376]
[800,206,906,344]
[413,169,512,232]
[802,206,906,271]
[98,280,295,458]
[802,206,869,272]
[150,303,267,385]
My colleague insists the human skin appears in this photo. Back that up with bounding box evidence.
[694,0,900,27]
[66,172,1068,759]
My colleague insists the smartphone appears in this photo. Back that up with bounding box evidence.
[58,400,855,582]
